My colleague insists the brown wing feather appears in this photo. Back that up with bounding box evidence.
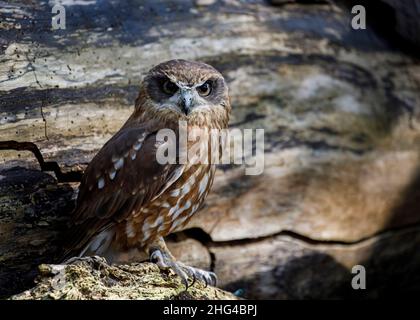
[62,121,182,260]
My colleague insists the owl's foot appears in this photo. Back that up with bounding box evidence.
[150,248,217,289]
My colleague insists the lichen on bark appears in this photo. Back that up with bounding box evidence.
[11,257,238,300]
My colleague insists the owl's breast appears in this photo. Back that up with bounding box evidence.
[122,164,216,247]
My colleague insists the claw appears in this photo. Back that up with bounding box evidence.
[207,271,217,287]
[149,249,217,290]
[173,263,190,290]
[181,275,189,291]
[190,272,197,288]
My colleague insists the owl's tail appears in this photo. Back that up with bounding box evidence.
[59,218,113,263]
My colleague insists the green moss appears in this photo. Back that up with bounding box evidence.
[11,258,237,300]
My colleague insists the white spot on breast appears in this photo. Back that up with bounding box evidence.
[172,210,183,220]
[111,155,119,163]
[199,173,209,195]
[169,188,180,197]
[182,200,192,211]
[114,158,124,170]
[98,177,105,189]
[182,168,203,196]
[161,202,171,208]
[152,166,185,201]
[133,141,142,151]
[142,221,151,235]
[109,170,116,180]
[151,216,164,228]
[170,220,181,231]
[130,150,137,160]
[172,200,191,220]
[126,222,136,238]
[182,182,192,195]
[170,215,189,232]
[168,204,179,217]
[189,173,197,184]
[157,224,166,232]
[141,230,151,242]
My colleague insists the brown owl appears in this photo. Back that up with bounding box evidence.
[62,59,231,287]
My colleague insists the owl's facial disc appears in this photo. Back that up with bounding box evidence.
[163,80,214,116]
[143,60,229,120]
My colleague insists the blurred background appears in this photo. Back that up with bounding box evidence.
[0,0,419,299]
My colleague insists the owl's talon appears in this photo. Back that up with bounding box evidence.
[149,249,217,289]
[150,250,168,268]
[189,272,197,288]
[209,272,217,286]
[180,265,217,288]
[171,262,191,290]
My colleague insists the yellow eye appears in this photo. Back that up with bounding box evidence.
[162,80,178,95]
[197,81,212,96]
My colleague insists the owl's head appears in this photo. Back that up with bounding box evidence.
[136,59,231,128]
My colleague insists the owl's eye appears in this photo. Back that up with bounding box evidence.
[197,81,212,96]
[162,80,178,95]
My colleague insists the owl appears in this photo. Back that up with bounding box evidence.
[62,59,231,287]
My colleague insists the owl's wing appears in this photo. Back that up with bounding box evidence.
[62,121,183,259]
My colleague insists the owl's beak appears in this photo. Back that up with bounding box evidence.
[179,88,194,115]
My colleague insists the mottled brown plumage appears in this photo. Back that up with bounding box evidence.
[63,60,231,287]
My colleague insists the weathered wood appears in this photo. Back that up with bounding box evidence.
[212,226,420,299]
[1,166,420,299]
[11,258,238,300]
[334,0,420,49]
[1,0,420,299]
[0,167,75,297]
[0,140,82,181]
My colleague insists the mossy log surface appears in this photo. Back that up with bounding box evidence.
[11,258,238,300]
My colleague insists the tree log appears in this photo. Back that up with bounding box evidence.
[10,258,237,300]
